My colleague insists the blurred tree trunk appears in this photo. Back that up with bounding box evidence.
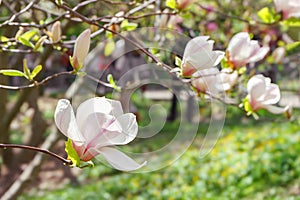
[0,53,9,171]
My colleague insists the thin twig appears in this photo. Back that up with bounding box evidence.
[0,71,75,90]
[0,143,72,165]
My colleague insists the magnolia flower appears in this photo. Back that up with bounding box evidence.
[227,32,269,69]
[181,36,224,77]
[274,0,300,19]
[247,74,288,114]
[50,21,61,43]
[71,29,91,70]
[54,97,146,171]
[220,69,238,91]
[191,68,220,94]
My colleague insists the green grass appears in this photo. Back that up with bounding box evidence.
[19,107,300,200]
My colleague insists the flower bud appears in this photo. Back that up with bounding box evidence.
[51,21,61,43]
[71,29,91,70]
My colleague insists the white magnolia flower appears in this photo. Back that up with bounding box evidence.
[71,29,91,70]
[274,0,300,19]
[50,21,61,43]
[227,32,269,69]
[54,97,146,171]
[181,36,224,77]
[247,74,288,114]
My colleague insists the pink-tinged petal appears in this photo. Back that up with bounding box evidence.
[262,83,281,105]
[73,29,91,68]
[264,105,289,114]
[54,99,85,142]
[76,97,123,131]
[183,36,210,59]
[220,70,238,91]
[185,49,219,71]
[227,32,249,57]
[111,113,138,144]
[248,46,269,63]
[81,112,120,146]
[81,112,137,148]
[247,75,266,100]
[98,146,147,171]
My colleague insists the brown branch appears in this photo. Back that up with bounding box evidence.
[0,143,72,166]
[0,71,75,90]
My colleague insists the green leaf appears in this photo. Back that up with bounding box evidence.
[34,36,47,51]
[104,39,115,56]
[0,69,26,77]
[175,56,182,67]
[23,59,31,80]
[283,18,300,27]
[18,37,35,48]
[0,36,9,42]
[286,41,300,56]
[105,31,113,39]
[166,0,176,9]
[21,29,38,41]
[65,138,80,167]
[30,65,42,79]
[120,20,138,31]
[257,7,276,24]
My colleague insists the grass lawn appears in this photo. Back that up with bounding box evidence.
[19,104,300,200]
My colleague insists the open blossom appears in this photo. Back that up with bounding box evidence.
[71,29,91,70]
[50,21,61,43]
[54,97,146,171]
[274,0,300,19]
[181,36,224,77]
[247,74,288,114]
[227,32,269,69]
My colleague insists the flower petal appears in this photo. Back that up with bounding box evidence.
[76,97,124,131]
[97,146,146,171]
[227,32,249,57]
[264,105,289,114]
[248,46,269,63]
[262,83,280,105]
[54,99,85,142]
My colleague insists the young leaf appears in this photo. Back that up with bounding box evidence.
[120,20,138,31]
[30,65,42,79]
[166,0,176,9]
[257,7,276,24]
[18,37,35,48]
[34,36,47,51]
[104,39,115,56]
[23,59,31,80]
[65,138,80,167]
[20,29,38,41]
[0,69,26,77]
[175,56,182,67]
